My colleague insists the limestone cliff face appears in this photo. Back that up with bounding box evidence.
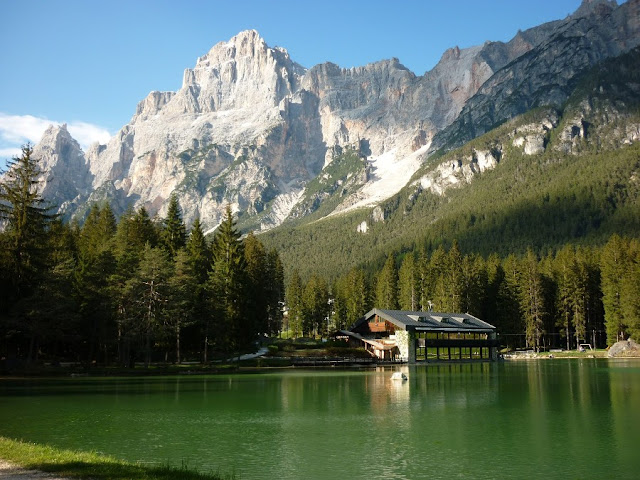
[84,30,319,229]
[33,0,640,232]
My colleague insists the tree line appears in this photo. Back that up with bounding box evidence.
[0,146,284,366]
[286,238,640,350]
[2,145,638,365]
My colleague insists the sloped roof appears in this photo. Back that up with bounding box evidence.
[351,308,496,333]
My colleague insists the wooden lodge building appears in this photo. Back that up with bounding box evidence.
[340,309,499,363]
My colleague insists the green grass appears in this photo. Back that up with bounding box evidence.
[0,437,230,480]
[505,349,609,359]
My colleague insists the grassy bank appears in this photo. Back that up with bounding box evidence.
[0,437,230,480]
[503,349,609,359]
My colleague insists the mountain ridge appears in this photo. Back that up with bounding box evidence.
[29,0,639,237]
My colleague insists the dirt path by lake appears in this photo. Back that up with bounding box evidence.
[0,461,71,480]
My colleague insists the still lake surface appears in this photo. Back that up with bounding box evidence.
[1,360,639,479]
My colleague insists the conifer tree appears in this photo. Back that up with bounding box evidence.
[186,217,211,280]
[426,245,448,311]
[445,241,464,312]
[398,253,418,311]
[332,267,368,331]
[75,203,117,363]
[162,193,186,257]
[554,245,577,350]
[498,255,524,348]
[417,248,430,310]
[520,249,546,351]
[265,248,285,335]
[376,254,398,310]
[346,268,368,325]
[129,243,173,367]
[208,205,248,355]
[461,253,486,316]
[483,253,504,326]
[244,232,268,336]
[286,270,304,338]
[167,248,197,363]
[0,145,57,361]
[601,234,628,345]
[0,144,55,296]
[332,276,348,331]
[132,207,159,248]
[302,274,329,337]
[620,240,640,340]
[575,246,603,347]
[185,217,212,360]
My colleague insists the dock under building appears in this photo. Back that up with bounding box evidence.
[341,308,499,363]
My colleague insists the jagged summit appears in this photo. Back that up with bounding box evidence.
[32,123,92,216]
[571,0,618,18]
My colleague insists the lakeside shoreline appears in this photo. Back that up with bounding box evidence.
[0,438,228,480]
[4,352,640,379]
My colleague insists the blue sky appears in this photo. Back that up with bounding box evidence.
[0,0,590,166]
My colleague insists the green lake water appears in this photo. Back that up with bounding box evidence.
[1,360,639,479]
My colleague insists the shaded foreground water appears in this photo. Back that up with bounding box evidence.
[1,360,639,480]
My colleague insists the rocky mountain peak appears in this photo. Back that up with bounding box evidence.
[31,123,92,216]
[571,0,618,19]
[195,29,269,70]
[169,29,306,114]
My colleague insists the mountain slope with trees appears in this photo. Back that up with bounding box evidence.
[260,46,640,281]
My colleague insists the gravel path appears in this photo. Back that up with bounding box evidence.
[0,461,70,480]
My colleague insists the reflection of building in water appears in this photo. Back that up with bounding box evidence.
[367,368,411,429]
[340,309,498,363]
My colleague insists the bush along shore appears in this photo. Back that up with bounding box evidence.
[0,437,232,480]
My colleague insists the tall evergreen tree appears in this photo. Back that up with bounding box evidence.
[167,248,197,363]
[398,253,419,311]
[483,253,504,327]
[445,241,464,312]
[185,217,212,360]
[244,232,268,336]
[0,145,56,361]
[554,245,577,350]
[162,193,186,257]
[0,144,55,296]
[520,249,546,351]
[601,234,628,345]
[302,274,329,337]
[425,245,448,311]
[286,270,304,338]
[186,217,211,283]
[343,268,368,327]
[575,246,603,347]
[208,205,248,355]
[461,253,486,316]
[75,203,117,363]
[265,248,285,335]
[620,240,640,340]
[376,254,398,310]
[129,244,173,367]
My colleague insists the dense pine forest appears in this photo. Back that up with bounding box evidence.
[291,238,639,351]
[0,146,284,366]
[2,141,640,366]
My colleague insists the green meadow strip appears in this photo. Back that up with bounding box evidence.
[0,437,231,480]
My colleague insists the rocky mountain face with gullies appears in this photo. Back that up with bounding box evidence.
[33,0,640,233]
